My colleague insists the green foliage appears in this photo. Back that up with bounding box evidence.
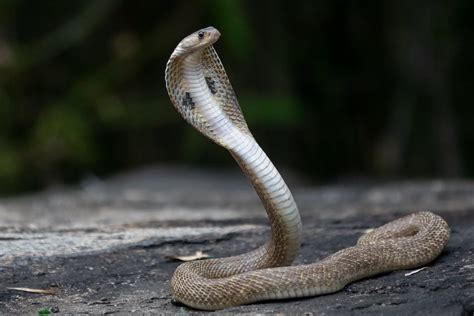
[242,95,303,127]
[208,0,254,60]
[0,1,473,194]
[32,104,97,166]
[38,308,51,315]
[0,141,21,180]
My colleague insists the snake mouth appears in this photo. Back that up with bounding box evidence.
[203,26,221,42]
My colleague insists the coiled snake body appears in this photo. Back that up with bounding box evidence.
[165,27,450,310]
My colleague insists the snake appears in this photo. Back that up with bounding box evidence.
[164,26,450,310]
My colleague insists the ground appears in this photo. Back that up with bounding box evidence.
[0,166,473,315]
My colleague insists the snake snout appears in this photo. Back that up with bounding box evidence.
[202,26,221,40]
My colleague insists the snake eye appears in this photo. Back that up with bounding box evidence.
[198,31,205,39]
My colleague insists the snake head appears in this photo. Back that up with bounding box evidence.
[173,26,221,57]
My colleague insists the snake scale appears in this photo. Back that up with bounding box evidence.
[164,26,450,310]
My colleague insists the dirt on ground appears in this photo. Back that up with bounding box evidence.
[0,166,473,315]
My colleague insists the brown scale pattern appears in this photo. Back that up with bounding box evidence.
[201,46,253,137]
[165,27,451,311]
[165,55,218,145]
[171,212,449,310]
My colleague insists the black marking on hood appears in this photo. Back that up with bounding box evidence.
[205,77,217,94]
[182,92,195,110]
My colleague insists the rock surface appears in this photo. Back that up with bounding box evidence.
[0,166,473,314]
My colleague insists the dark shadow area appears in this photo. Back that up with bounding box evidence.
[0,1,473,195]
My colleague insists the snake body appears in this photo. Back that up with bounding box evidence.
[164,27,450,310]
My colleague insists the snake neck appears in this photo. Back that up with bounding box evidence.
[230,143,302,266]
[177,51,303,266]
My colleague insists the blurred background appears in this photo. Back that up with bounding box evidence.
[0,0,473,195]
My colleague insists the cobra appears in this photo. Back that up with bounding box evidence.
[164,26,450,310]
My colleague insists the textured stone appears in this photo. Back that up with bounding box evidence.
[0,166,472,314]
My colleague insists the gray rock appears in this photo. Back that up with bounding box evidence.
[0,166,473,314]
